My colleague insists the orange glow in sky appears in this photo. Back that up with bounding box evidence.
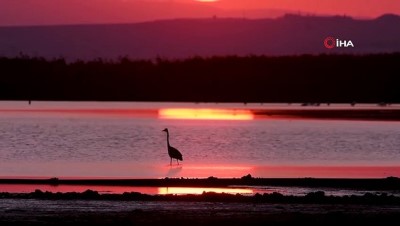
[158,108,254,120]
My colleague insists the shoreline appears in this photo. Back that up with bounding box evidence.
[1,177,400,190]
[254,109,400,121]
[2,105,400,121]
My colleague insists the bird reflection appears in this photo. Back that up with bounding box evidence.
[166,166,183,177]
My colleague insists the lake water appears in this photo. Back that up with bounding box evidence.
[0,101,400,179]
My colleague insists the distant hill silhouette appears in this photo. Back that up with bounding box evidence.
[0,0,301,26]
[0,14,399,60]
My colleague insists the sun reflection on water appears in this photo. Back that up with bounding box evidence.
[158,187,253,195]
[158,108,254,120]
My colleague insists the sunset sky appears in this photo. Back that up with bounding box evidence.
[0,0,399,26]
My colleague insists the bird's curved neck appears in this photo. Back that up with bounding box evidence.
[166,131,170,147]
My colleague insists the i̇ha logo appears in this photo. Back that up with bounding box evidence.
[324,37,354,49]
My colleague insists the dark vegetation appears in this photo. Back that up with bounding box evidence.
[0,54,399,103]
[1,189,400,205]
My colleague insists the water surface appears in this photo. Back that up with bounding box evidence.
[1,101,399,179]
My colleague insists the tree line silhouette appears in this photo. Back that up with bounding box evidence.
[0,54,399,103]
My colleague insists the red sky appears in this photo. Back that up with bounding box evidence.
[0,0,399,26]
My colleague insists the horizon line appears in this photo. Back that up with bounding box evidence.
[0,13,398,28]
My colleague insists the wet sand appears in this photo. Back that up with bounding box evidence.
[2,201,400,226]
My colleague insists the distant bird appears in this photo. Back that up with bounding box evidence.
[162,128,183,165]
